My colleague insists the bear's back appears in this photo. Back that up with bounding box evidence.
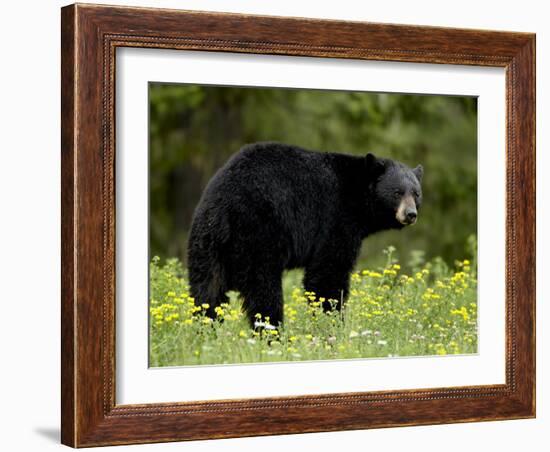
[197,142,343,264]
[226,142,329,180]
[209,142,338,205]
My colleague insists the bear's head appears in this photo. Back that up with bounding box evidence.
[366,153,423,230]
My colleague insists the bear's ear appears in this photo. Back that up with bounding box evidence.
[366,153,386,177]
[413,164,424,183]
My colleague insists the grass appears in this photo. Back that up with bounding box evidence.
[149,244,478,367]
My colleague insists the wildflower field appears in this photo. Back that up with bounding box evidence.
[149,245,478,367]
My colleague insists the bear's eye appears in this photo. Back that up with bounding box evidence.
[394,190,403,198]
[413,190,420,198]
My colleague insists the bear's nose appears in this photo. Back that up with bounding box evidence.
[405,210,417,224]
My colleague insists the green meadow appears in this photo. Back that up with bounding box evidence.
[149,242,478,367]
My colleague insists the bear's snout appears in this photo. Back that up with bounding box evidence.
[405,209,417,224]
[396,195,418,225]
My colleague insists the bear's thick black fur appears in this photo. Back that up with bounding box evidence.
[188,142,423,327]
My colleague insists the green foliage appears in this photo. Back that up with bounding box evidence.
[149,84,477,269]
[149,244,478,367]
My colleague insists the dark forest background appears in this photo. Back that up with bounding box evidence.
[149,83,477,270]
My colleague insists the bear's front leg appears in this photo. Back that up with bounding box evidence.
[303,237,360,312]
[303,267,350,312]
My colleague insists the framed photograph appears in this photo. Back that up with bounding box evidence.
[61,3,535,447]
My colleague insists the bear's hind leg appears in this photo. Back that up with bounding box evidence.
[239,270,284,329]
[188,261,229,321]
[189,280,229,320]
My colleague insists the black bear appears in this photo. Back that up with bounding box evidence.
[188,142,423,327]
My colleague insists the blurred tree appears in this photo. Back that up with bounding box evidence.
[149,83,477,269]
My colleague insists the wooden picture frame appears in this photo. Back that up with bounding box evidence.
[61,3,535,447]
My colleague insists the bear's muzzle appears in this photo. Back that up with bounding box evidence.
[396,195,417,225]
